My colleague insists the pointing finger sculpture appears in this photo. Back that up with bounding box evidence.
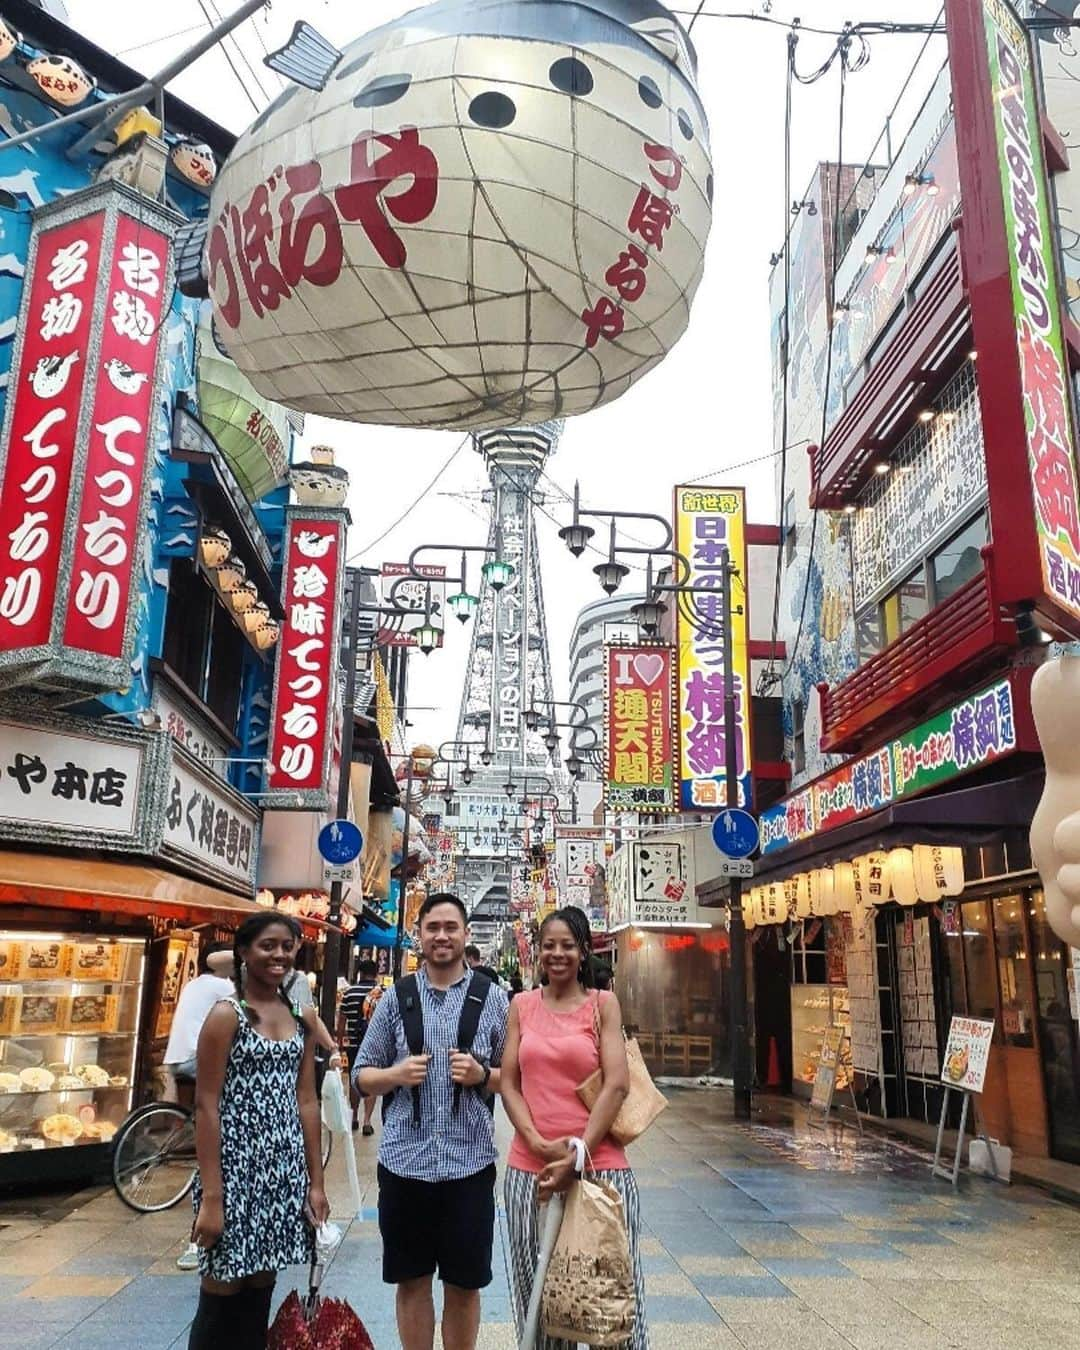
[1030,652,1080,946]
[206,0,713,430]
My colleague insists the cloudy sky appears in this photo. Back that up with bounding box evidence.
[67,0,944,746]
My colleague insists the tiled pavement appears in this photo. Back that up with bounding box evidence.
[2,1092,1080,1347]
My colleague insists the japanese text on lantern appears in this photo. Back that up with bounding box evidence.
[209,127,440,329]
[0,216,104,650]
[267,516,343,799]
[604,645,675,811]
[581,142,685,349]
[63,215,168,657]
[985,2,1080,620]
[674,487,752,811]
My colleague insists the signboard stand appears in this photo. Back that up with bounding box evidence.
[807,1026,863,1133]
[932,1015,997,1187]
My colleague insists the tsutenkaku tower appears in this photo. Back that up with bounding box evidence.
[457,423,561,771]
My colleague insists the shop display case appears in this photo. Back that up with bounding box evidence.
[791,984,852,1093]
[0,932,146,1159]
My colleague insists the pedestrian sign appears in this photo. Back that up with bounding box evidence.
[711,808,759,859]
[318,819,363,865]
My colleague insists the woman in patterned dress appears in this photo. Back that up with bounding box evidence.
[188,912,330,1349]
[501,907,649,1350]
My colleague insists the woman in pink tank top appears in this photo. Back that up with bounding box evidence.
[501,908,649,1349]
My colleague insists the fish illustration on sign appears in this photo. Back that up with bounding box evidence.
[102,358,150,396]
[28,350,79,398]
[198,0,713,432]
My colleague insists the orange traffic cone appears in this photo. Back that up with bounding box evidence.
[766,1036,782,1090]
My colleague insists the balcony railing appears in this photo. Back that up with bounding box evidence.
[818,567,1012,754]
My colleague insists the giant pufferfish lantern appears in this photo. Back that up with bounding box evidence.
[206,0,713,431]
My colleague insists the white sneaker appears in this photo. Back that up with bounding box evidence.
[176,1242,200,1271]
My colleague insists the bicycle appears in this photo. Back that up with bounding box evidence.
[111,1098,333,1214]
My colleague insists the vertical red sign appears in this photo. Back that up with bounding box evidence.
[63,214,170,656]
[0,215,104,648]
[604,643,676,812]
[266,513,344,800]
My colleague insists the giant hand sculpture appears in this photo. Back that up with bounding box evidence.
[1030,654,1080,947]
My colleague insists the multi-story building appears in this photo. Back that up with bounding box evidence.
[568,593,646,763]
[757,4,1080,1163]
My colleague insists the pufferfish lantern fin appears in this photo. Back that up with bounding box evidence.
[631,16,694,78]
[175,218,210,300]
[263,21,343,91]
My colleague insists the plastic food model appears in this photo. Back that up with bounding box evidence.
[207,0,713,430]
[1031,654,1080,947]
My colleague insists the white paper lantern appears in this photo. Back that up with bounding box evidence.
[171,139,217,189]
[27,53,94,106]
[207,0,713,430]
[832,861,855,913]
[0,19,20,63]
[765,882,788,925]
[809,868,835,917]
[887,847,919,907]
[742,894,756,931]
[913,844,965,901]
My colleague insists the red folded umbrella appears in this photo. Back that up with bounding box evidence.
[268,1264,373,1350]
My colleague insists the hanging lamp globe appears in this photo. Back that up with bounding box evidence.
[205,0,713,431]
[482,558,515,592]
[447,590,479,623]
[415,620,442,654]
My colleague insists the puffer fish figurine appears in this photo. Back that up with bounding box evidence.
[206,0,713,431]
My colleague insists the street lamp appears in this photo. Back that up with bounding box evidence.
[504,778,517,798]
[481,557,515,592]
[415,617,442,654]
[558,482,597,557]
[565,753,585,779]
[480,746,494,767]
[447,589,480,623]
[407,541,514,626]
[630,595,668,636]
[543,730,560,753]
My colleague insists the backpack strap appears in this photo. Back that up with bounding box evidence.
[395,974,424,1127]
[453,973,492,1116]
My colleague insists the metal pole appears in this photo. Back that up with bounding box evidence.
[392,755,414,979]
[721,545,752,1121]
[319,572,361,1032]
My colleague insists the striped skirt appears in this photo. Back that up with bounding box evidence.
[504,1165,650,1350]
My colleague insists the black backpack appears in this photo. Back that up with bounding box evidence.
[388,972,495,1126]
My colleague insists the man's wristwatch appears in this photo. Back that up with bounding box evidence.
[478,1061,492,1092]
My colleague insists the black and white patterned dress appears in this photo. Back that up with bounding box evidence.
[194,997,314,1281]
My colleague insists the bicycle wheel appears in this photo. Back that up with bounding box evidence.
[321,1120,332,1170]
[112,1103,197,1213]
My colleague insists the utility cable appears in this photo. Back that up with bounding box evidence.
[203,0,277,104]
[195,0,262,114]
[350,435,471,561]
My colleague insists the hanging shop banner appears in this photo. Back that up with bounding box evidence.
[941,1015,995,1093]
[633,841,688,925]
[760,677,1019,854]
[673,486,752,810]
[604,643,676,812]
[265,507,346,809]
[160,744,259,891]
[947,0,1080,626]
[379,562,446,647]
[0,185,176,693]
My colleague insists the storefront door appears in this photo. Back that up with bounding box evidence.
[1028,891,1080,1165]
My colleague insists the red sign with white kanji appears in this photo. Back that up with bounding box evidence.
[0,214,105,649]
[266,513,344,802]
[604,644,675,813]
[63,213,169,657]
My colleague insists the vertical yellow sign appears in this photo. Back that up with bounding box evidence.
[673,485,753,809]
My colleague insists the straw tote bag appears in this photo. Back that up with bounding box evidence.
[575,993,667,1146]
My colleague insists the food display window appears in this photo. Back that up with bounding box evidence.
[791,984,852,1091]
[0,931,146,1155]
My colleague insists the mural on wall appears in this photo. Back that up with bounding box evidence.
[1029,2,1080,325]
[769,168,857,788]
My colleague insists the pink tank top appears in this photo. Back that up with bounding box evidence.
[507,988,629,1174]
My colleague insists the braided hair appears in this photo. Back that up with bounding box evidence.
[539,906,595,988]
[233,911,307,1030]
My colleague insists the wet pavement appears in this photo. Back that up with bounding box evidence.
[1,1091,1078,1348]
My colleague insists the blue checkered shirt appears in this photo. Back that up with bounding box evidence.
[355,967,508,1183]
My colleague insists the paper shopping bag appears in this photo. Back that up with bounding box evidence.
[541,1177,635,1346]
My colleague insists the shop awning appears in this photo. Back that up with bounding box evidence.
[748,771,1044,887]
[0,850,265,927]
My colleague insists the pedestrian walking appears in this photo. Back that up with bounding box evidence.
[337,957,380,1135]
[187,912,330,1350]
[500,906,649,1350]
[465,942,502,985]
[356,893,508,1350]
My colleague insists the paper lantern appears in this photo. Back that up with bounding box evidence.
[741,894,755,931]
[762,882,786,925]
[171,139,217,189]
[913,844,964,901]
[832,861,855,913]
[27,53,94,106]
[199,527,232,569]
[887,847,919,907]
[229,578,260,614]
[214,554,246,594]
[255,619,280,650]
[794,872,812,918]
[809,868,835,916]
[243,600,271,634]
[208,0,713,430]
[0,19,20,62]
[782,877,801,921]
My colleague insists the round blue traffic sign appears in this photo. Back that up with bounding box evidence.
[318,819,363,865]
[711,808,759,860]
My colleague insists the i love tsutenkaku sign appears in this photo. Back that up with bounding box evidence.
[0,184,176,693]
[604,643,675,812]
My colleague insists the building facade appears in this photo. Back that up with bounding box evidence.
[568,593,646,765]
[758,1,1080,1162]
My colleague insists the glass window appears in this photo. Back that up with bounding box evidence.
[882,591,901,646]
[932,513,987,605]
[1029,889,1080,1163]
[792,698,806,776]
[857,606,883,663]
[899,569,929,631]
[961,901,998,1023]
[992,894,1035,1048]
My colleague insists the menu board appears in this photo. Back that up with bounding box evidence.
[810,1025,846,1113]
[844,918,882,1078]
[898,915,938,1077]
[941,1016,995,1094]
